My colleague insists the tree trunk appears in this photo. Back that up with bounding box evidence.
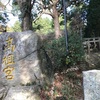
[52,6,61,39]
[17,0,32,31]
[22,12,32,31]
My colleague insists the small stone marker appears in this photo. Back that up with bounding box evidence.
[83,70,100,100]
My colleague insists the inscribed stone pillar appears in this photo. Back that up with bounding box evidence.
[0,30,52,100]
[83,70,100,100]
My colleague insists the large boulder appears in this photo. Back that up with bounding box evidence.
[0,31,42,85]
[0,30,53,100]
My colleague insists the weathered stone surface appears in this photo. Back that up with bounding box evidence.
[0,31,45,86]
[0,84,6,99]
[4,86,40,100]
[0,31,53,100]
[83,70,100,100]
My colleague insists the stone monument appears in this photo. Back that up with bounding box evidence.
[83,70,100,100]
[0,30,52,100]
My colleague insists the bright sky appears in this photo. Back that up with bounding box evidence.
[1,0,18,26]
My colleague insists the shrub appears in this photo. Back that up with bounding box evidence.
[44,36,66,71]
[66,32,85,66]
[44,32,84,71]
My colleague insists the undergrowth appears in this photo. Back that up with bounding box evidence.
[39,68,83,100]
[44,32,85,71]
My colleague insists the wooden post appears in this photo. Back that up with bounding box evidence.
[87,40,90,54]
[99,37,100,50]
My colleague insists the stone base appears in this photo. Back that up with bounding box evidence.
[4,86,40,100]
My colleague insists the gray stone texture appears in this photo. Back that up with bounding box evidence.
[0,31,52,100]
[0,31,43,86]
[4,86,40,100]
[83,70,100,100]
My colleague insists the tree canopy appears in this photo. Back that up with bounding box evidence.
[1,0,98,39]
[85,0,100,37]
[12,0,86,38]
[0,1,9,32]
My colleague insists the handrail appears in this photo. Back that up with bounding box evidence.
[83,37,100,54]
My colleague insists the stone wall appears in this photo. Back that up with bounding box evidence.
[83,70,100,100]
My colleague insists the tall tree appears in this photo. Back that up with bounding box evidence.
[13,0,62,37]
[35,0,86,38]
[86,0,100,37]
[68,2,86,35]
[13,0,35,31]
[35,0,62,38]
[13,0,85,38]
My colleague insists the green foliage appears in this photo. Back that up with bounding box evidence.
[67,32,84,66]
[61,84,75,100]
[44,32,84,70]
[85,0,100,37]
[12,21,21,32]
[39,70,82,100]
[12,4,20,16]
[59,16,64,30]
[0,13,9,24]
[0,1,9,31]
[33,17,53,34]
[44,36,66,70]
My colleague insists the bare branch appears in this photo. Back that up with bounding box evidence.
[35,0,53,16]
[52,0,59,5]
[33,12,43,23]
[58,9,63,16]
[42,9,53,17]
[33,9,53,23]
[5,0,11,6]
[50,0,53,4]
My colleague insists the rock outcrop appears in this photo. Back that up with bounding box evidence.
[0,30,52,100]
